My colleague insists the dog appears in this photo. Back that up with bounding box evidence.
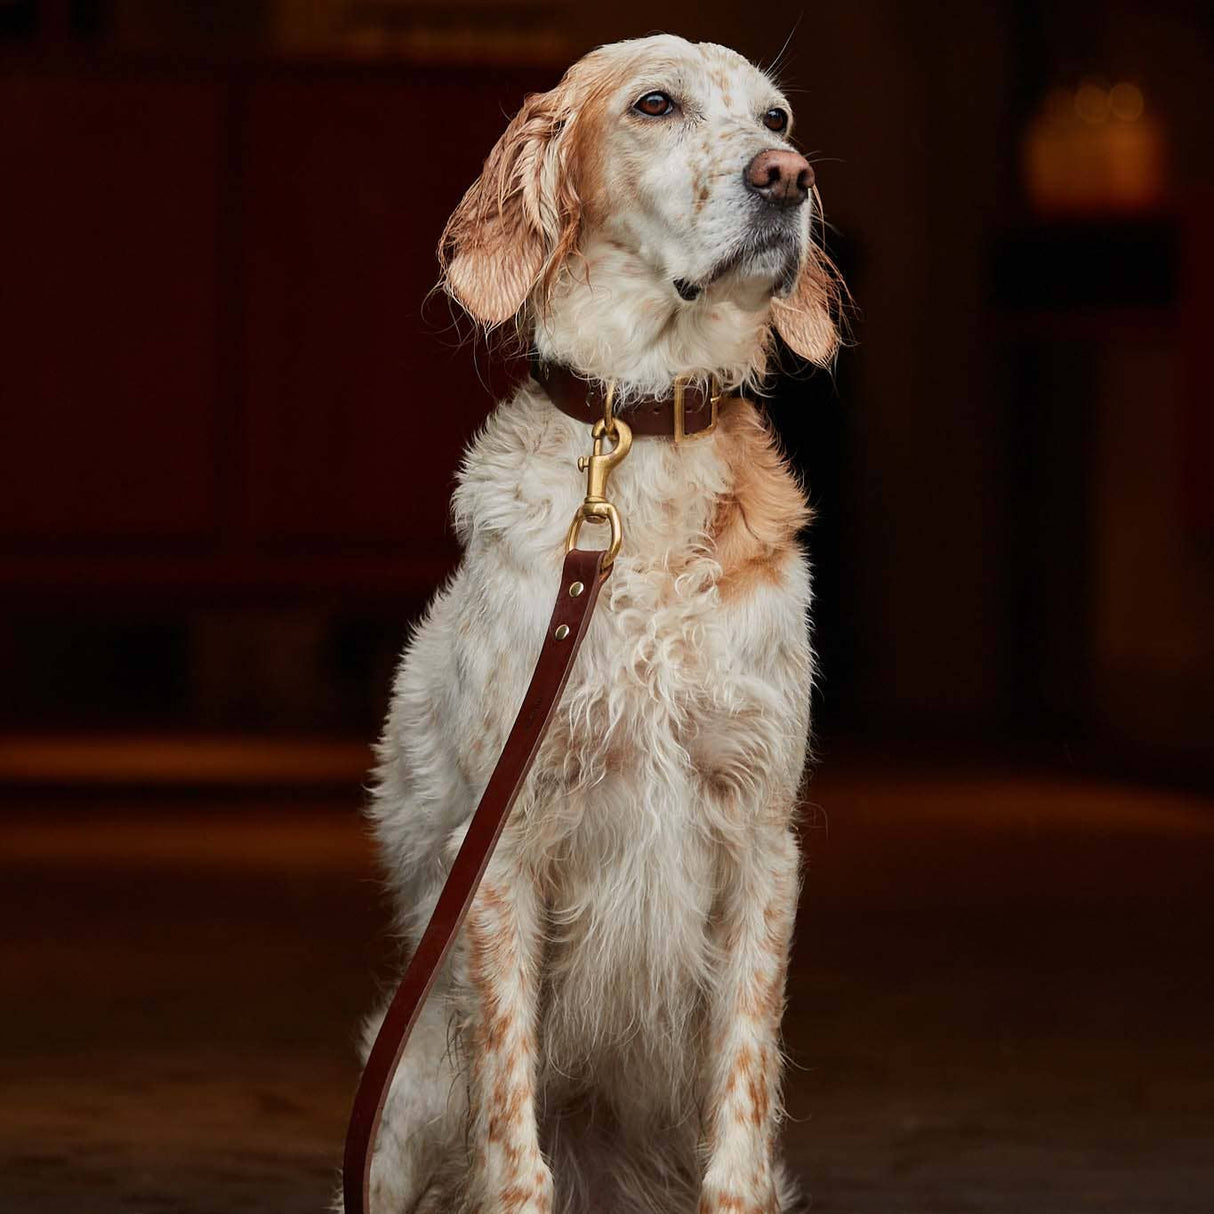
[355,32,839,1214]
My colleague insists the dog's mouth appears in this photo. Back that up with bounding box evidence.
[673,227,801,303]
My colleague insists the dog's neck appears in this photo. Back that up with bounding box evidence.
[532,232,776,400]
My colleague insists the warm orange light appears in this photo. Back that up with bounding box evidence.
[1022,79,1166,215]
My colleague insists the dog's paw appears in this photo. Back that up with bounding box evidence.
[699,1170,779,1214]
[482,1163,554,1214]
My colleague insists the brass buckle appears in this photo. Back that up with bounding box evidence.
[566,380,632,570]
[672,375,721,444]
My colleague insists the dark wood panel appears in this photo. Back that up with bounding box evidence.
[0,75,221,537]
[991,218,1177,312]
[242,70,543,551]
[1182,193,1214,535]
[0,549,453,602]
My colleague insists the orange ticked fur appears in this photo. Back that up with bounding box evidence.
[710,400,812,603]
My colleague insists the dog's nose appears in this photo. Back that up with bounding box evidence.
[744,149,814,208]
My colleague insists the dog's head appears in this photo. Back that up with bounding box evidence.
[438,34,838,368]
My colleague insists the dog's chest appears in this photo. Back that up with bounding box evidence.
[532,566,728,1079]
[527,540,808,1091]
[517,464,805,1019]
[530,450,766,800]
[505,416,811,839]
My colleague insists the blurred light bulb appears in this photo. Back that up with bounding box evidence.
[1022,76,1166,215]
[1075,81,1110,124]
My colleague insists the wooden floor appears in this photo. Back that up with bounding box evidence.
[2,762,1212,1212]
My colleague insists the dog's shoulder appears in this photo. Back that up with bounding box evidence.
[707,398,810,604]
[450,387,577,547]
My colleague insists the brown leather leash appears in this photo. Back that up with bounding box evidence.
[343,545,610,1214]
[343,367,720,1214]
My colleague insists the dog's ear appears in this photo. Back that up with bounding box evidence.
[438,88,582,328]
[770,241,840,368]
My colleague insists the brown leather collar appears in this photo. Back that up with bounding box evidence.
[530,358,720,440]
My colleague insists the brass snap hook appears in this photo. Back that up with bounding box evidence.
[566,380,632,569]
[576,417,632,504]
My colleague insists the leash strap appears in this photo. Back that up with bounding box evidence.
[343,546,611,1214]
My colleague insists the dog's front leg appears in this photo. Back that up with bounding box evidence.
[460,857,552,1214]
[700,826,800,1214]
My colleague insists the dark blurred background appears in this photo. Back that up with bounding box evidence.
[2,3,1212,1213]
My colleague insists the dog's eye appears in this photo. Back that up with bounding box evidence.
[762,107,790,133]
[634,91,676,118]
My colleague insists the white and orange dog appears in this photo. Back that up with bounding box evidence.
[358,33,839,1214]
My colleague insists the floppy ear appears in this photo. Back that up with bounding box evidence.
[770,243,840,367]
[438,88,582,328]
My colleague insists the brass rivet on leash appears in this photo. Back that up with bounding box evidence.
[568,581,585,597]
[554,624,570,640]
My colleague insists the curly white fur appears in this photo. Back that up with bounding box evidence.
[348,33,838,1214]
